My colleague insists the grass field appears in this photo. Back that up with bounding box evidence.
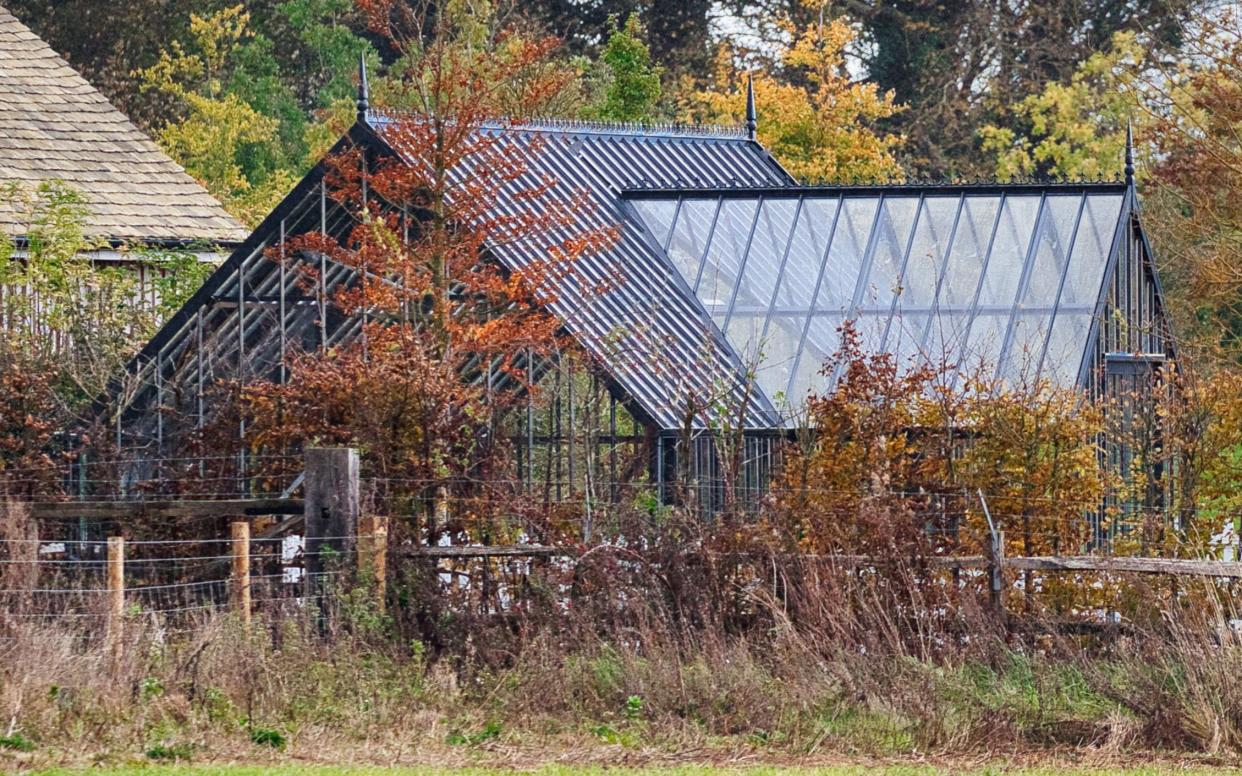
[21,764,1242,775]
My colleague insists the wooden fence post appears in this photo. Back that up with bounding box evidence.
[989,529,1006,616]
[977,489,1006,622]
[304,447,360,592]
[357,515,388,609]
[106,536,124,648]
[231,520,251,626]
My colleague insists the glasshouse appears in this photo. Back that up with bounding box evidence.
[105,74,1173,506]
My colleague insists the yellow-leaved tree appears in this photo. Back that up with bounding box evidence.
[138,5,301,226]
[683,15,903,183]
[979,32,1145,182]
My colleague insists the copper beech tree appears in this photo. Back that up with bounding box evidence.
[769,322,1106,607]
[228,2,617,540]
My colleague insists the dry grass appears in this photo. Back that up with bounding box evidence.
[5,503,1242,771]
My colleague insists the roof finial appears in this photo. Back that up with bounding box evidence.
[745,73,757,141]
[1124,118,1135,188]
[356,52,370,124]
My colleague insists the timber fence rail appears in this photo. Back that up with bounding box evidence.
[6,446,1242,638]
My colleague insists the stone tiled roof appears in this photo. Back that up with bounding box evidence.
[0,7,247,245]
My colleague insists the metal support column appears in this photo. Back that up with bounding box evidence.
[279,219,287,384]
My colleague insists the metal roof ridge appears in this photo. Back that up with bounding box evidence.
[364,109,748,140]
[620,179,1131,197]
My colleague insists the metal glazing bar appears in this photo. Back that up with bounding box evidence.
[878,192,926,353]
[995,192,1048,380]
[1033,193,1088,383]
[721,195,766,328]
[567,356,575,497]
[279,219,287,384]
[692,197,725,292]
[663,198,684,253]
[609,394,617,502]
[527,354,534,492]
[155,350,163,457]
[829,194,890,387]
[920,193,967,355]
[951,193,1008,393]
[784,196,843,400]
[756,197,805,361]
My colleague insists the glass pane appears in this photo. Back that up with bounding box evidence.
[632,199,678,247]
[1061,194,1123,306]
[925,311,972,371]
[789,315,843,405]
[698,198,759,313]
[754,314,806,408]
[664,198,717,287]
[858,196,919,312]
[815,197,878,315]
[901,196,959,309]
[771,197,838,314]
[889,312,930,368]
[1001,312,1053,385]
[1044,311,1093,386]
[725,313,766,364]
[728,198,798,316]
[961,312,1008,378]
[976,195,1040,306]
[1021,195,1082,307]
[938,196,1000,309]
[856,312,889,356]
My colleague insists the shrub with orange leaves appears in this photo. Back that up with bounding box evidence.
[771,322,949,557]
[770,322,1107,568]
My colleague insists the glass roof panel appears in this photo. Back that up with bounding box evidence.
[787,197,878,401]
[996,194,1083,381]
[628,187,1124,417]
[1021,195,1083,307]
[770,197,839,315]
[857,196,919,312]
[632,199,677,248]
[698,198,759,314]
[726,314,766,364]
[889,312,930,367]
[1037,193,1122,387]
[662,198,717,287]
[961,312,1009,379]
[1060,194,1123,306]
[754,314,805,408]
[976,195,1040,306]
[789,313,842,407]
[816,197,879,315]
[1002,313,1053,384]
[857,312,890,355]
[901,196,960,309]
[1044,311,1092,386]
[938,196,1000,309]
[727,198,798,317]
[925,310,971,371]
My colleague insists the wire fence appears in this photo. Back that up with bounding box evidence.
[0,528,362,639]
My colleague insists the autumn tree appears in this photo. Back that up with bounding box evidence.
[231,0,615,542]
[979,32,1145,183]
[683,16,902,183]
[771,323,947,557]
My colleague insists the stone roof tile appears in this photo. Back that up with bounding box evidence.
[0,6,247,245]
